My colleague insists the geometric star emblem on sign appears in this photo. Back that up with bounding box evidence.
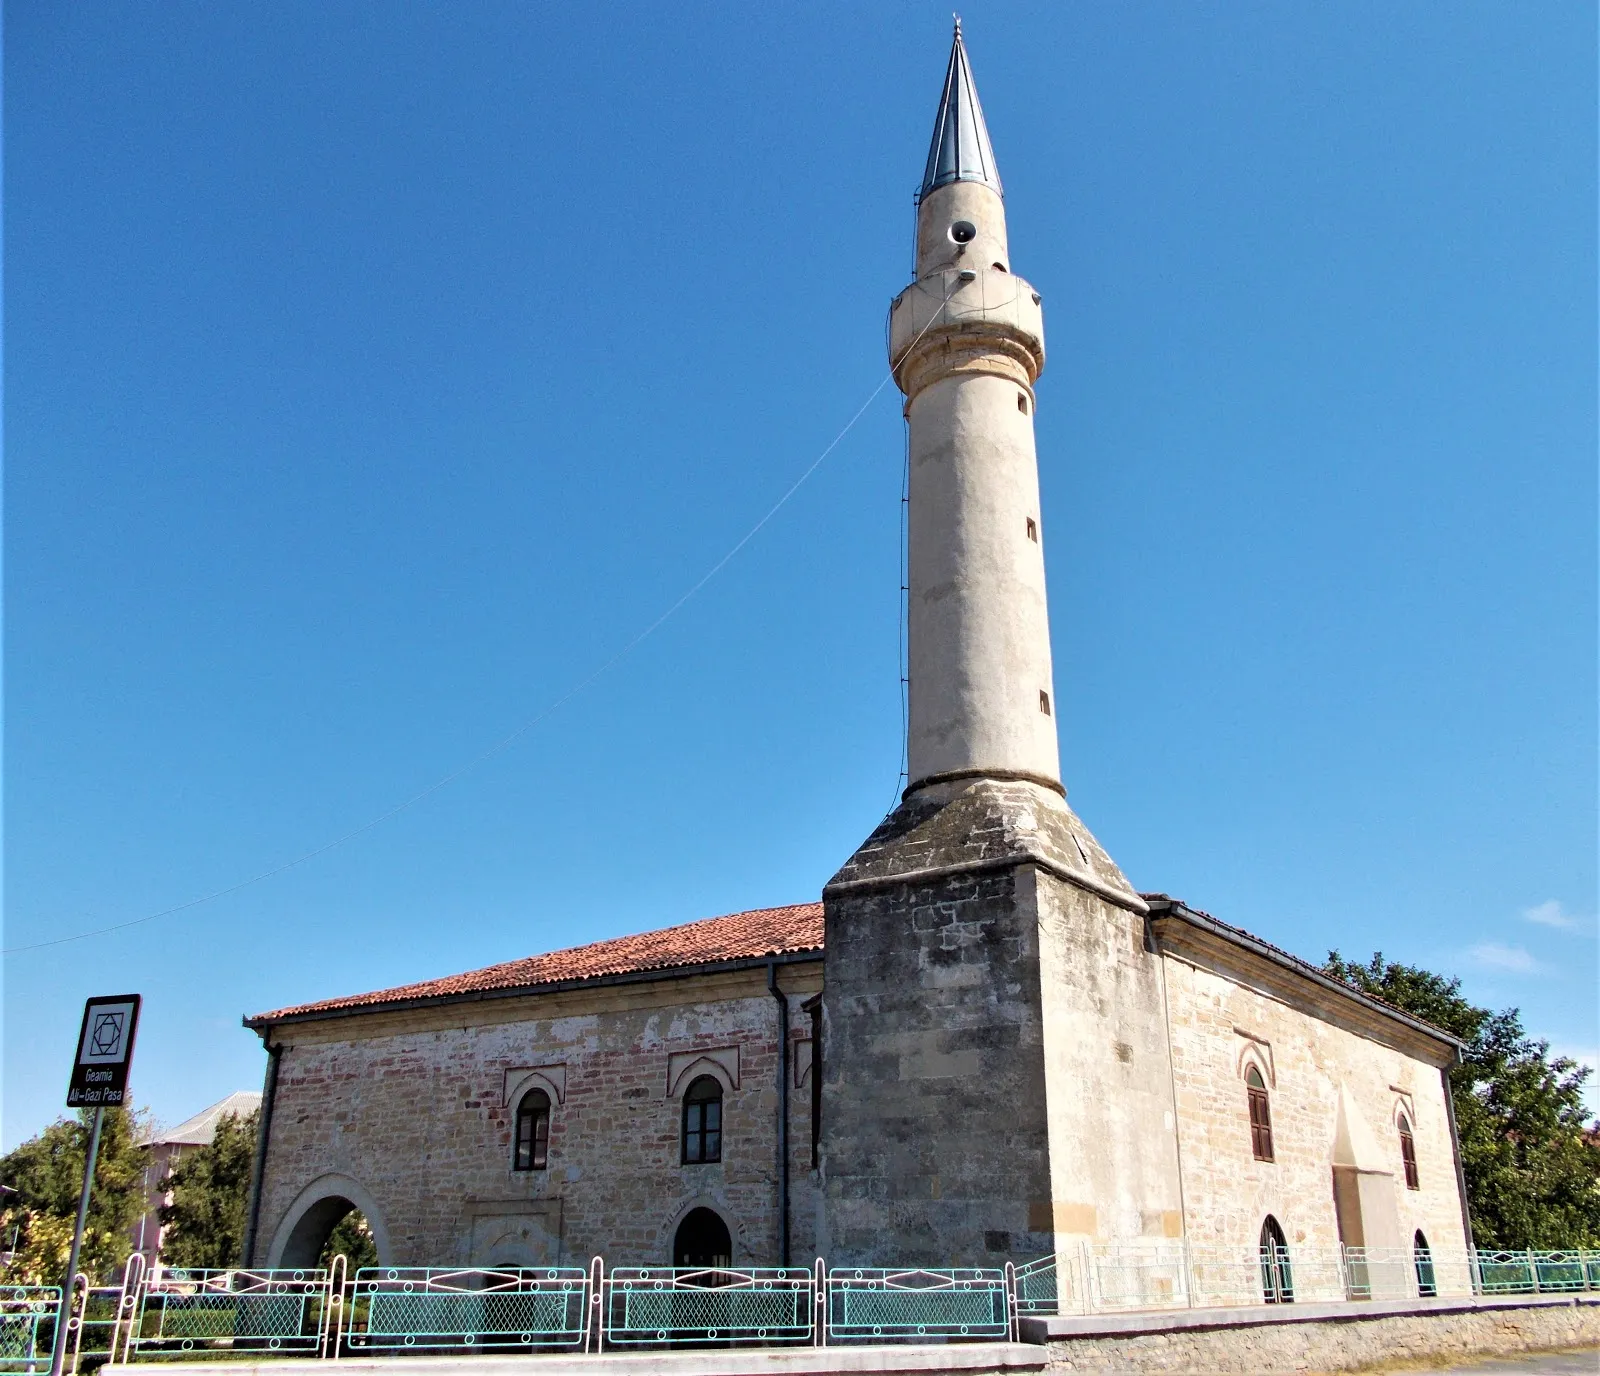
[89,1011,125,1058]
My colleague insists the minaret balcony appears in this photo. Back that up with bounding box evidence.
[889,269,1046,398]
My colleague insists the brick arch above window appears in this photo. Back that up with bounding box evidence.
[1234,1036,1275,1090]
[667,1046,740,1100]
[503,1065,566,1108]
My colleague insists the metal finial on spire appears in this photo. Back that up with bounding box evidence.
[919,19,1001,201]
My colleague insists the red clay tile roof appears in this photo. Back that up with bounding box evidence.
[248,902,824,1025]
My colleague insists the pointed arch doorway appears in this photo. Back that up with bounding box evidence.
[673,1207,732,1268]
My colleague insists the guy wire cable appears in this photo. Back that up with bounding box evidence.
[8,280,960,957]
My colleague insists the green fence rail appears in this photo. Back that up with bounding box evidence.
[824,1268,1011,1343]
[34,1242,1600,1363]
[1473,1250,1600,1296]
[124,1266,340,1360]
[0,1286,59,1372]
[344,1267,589,1353]
[601,1267,814,1348]
[1009,1257,1058,1317]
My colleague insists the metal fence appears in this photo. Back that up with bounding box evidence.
[601,1266,814,1349]
[346,1266,589,1353]
[824,1268,1011,1344]
[0,1286,59,1372]
[123,1262,342,1361]
[17,1244,1600,1365]
[1020,1244,1600,1316]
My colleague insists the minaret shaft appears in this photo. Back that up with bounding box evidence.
[894,180,1058,793]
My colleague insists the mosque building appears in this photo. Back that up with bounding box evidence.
[241,26,1472,1278]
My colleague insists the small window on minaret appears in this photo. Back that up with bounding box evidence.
[1017,392,1030,415]
[1039,691,1051,716]
[992,262,1008,273]
[1026,517,1038,542]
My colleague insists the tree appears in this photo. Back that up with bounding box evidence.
[318,1209,378,1271]
[1325,951,1600,1248]
[0,1107,150,1284]
[157,1109,259,1270]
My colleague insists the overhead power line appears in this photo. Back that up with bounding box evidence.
[7,292,954,958]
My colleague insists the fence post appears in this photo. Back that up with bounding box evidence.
[322,1253,347,1359]
[110,1252,145,1367]
[1182,1239,1195,1309]
[587,1256,604,1355]
[814,1258,827,1347]
[1079,1241,1092,1314]
[1004,1262,1017,1343]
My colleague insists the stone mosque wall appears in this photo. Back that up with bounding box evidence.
[253,909,1468,1273]
[1156,920,1470,1258]
[255,962,823,1269]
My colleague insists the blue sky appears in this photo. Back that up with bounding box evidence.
[4,3,1595,1147]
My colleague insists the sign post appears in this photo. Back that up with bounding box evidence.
[49,995,141,1376]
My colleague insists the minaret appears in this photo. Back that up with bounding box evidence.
[894,20,1059,797]
[819,23,1184,1269]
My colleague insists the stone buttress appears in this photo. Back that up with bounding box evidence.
[819,23,1185,1266]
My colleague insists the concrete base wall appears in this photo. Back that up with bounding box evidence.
[1030,1295,1600,1373]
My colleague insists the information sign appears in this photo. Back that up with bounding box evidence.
[66,994,141,1107]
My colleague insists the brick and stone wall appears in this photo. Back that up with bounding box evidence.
[1157,932,1469,1258]
[255,962,822,1268]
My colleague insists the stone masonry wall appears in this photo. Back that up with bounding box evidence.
[1035,871,1184,1245]
[820,862,1055,1267]
[1161,949,1469,1257]
[255,962,822,1269]
[1043,1298,1600,1373]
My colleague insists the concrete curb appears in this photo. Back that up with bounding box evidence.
[101,1343,1048,1375]
[1019,1292,1600,1342]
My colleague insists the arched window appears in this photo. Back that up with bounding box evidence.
[1413,1230,1436,1297]
[513,1089,550,1172]
[681,1076,723,1164]
[1398,1112,1419,1189]
[1259,1215,1293,1304]
[1246,1065,1274,1161]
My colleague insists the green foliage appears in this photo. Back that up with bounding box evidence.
[0,1107,150,1284]
[1325,950,1600,1248]
[157,1109,259,1270]
[318,1209,378,1270]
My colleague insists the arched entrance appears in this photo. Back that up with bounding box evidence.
[279,1195,369,1268]
[267,1175,390,1270]
[673,1208,732,1268]
[1259,1215,1293,1304]
[1413,1230,1436,1297]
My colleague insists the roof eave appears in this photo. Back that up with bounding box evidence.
[1145,898,1465,1061]
[244,947,825,1033]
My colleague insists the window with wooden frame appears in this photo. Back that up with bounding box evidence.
[682,1075,723,1164]
[1398,1112,1419,1189]
[1246,1065,1274,1161]
[513,1088,550,1171]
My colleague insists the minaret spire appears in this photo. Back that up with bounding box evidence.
[920,16,1002,201]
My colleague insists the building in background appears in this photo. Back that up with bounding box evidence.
[133,1091,261,1269]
